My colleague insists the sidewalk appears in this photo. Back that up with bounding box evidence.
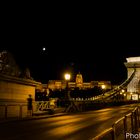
[0,108,68,124]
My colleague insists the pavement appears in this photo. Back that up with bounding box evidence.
[0,107,68,124]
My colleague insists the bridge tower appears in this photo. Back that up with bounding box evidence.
[124,57,140,100]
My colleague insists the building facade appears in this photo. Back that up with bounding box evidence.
[47,73,112,91]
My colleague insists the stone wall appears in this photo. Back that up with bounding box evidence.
[0,80,35,103]
[0,73,41,118]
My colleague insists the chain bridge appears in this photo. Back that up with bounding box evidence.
[100,56,140,101]
[36,57,140,113]
[64,57,140,112]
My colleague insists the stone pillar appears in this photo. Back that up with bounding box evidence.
[124,57,140,100]
[0,73,41,118]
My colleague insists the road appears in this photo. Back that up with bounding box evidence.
[0,104,138,140]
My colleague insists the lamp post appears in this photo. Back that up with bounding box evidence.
[101,84,106,102]
[64,73,71,100]
[64,73,71,87]
[101,84,106,90]
[64,73,71,112]
[64,73,79,112]
[101,84,106,95]
[130,92,133,100]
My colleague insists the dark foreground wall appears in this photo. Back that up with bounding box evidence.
[0,74,41,118]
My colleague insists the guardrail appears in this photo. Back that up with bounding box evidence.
[92,106,140,140]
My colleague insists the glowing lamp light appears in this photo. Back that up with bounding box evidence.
[101,85,106,89]
[42,47,46,51]
[64,73,71,81]
[121,89,125,93]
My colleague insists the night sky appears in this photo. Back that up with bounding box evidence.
[1,10,139,85]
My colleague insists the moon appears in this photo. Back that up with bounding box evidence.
[42,47,46,51]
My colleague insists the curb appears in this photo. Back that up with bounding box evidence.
[0,112,68,124]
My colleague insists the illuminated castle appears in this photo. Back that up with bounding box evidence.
[46,73,111,91]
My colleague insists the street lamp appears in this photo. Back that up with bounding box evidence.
[101,84,106,95]
[64,73,71,99]
[101,84,106,102]
[101,84,106,90]
[64,73,79,112]
[64,73,71,81]
[64,73,71,89]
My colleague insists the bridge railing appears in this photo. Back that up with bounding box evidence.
[35,100,57,111]
[92,106,140,140]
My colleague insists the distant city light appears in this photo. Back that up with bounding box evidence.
[121,89,125,93]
